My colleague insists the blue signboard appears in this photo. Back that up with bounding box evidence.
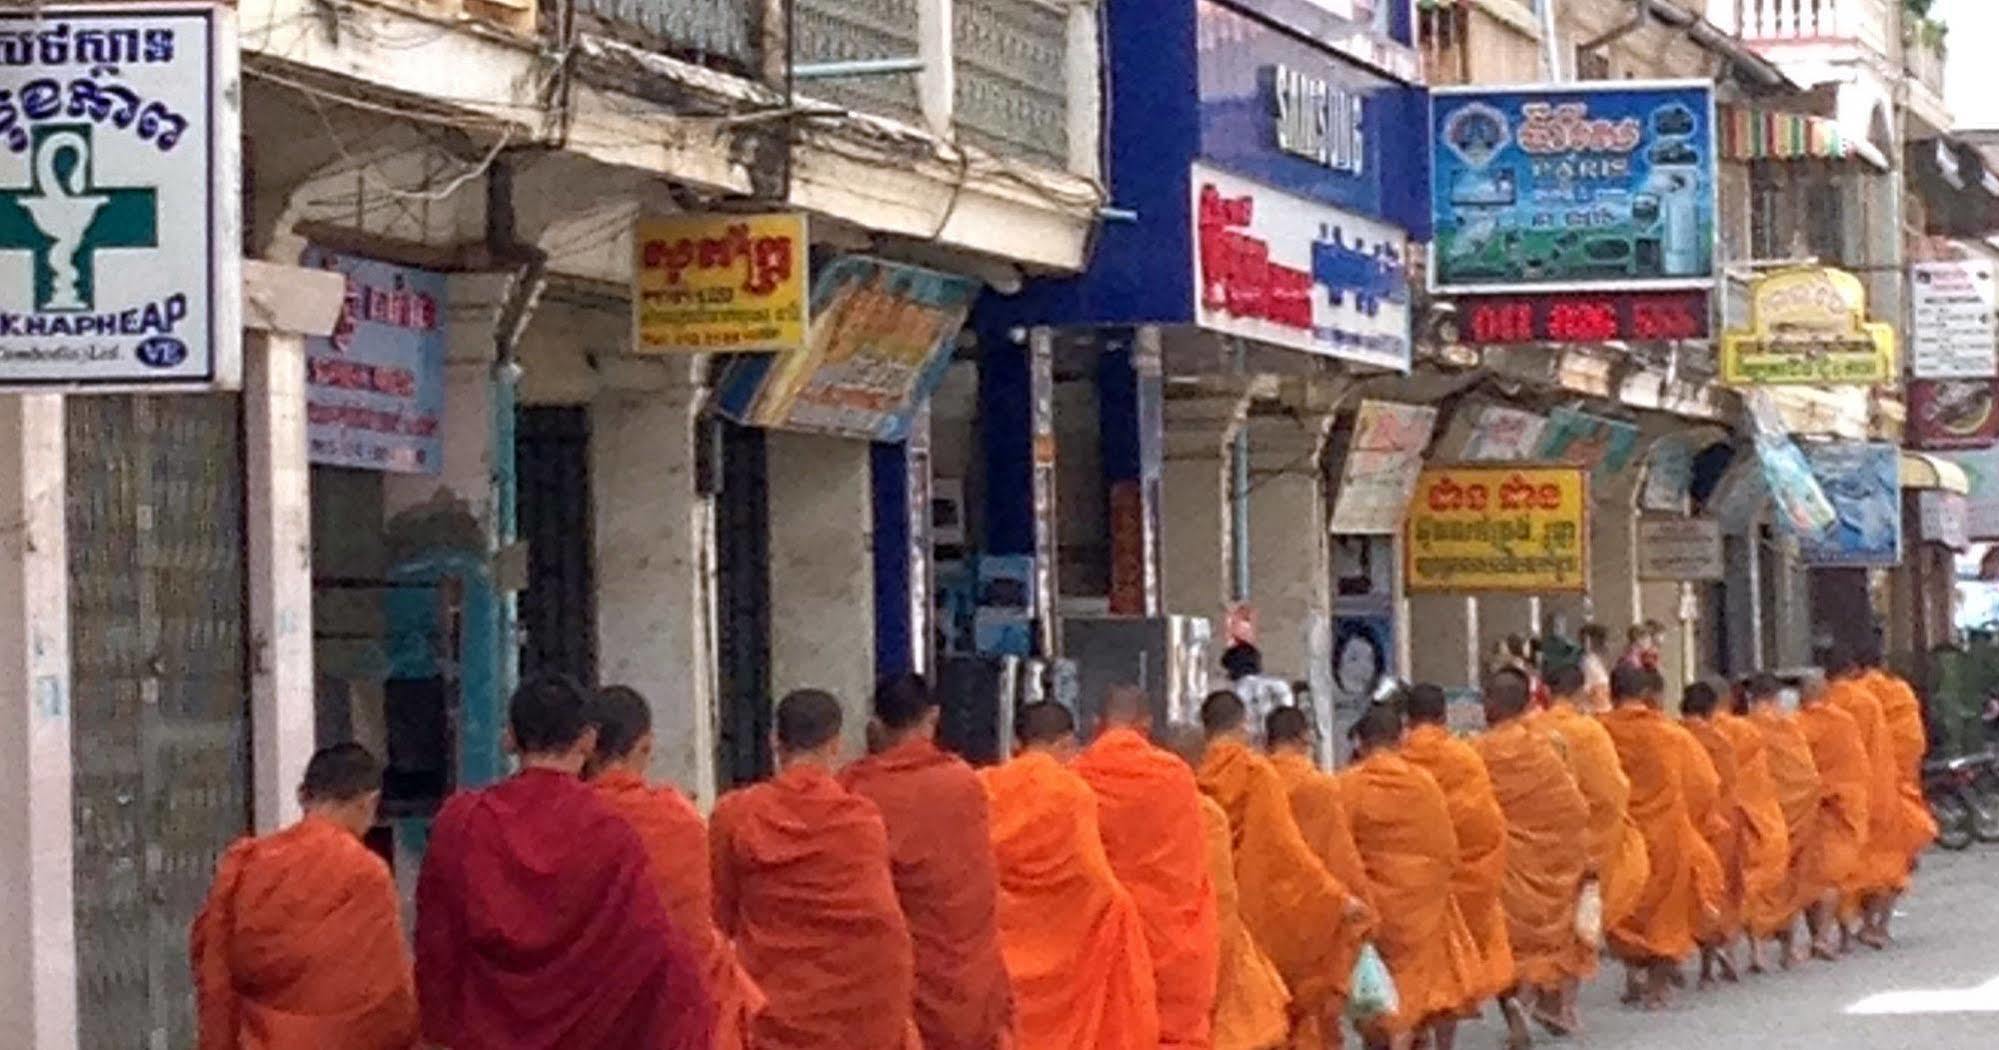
[1430,81,1716,293]
[303,249,446,474]
[1799,442,1903,567]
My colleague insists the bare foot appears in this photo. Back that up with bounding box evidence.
[1716,949,1742,983]
[1857,927,1889,951]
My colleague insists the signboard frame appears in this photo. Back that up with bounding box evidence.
[632,211,808,355]
[1636,517,1725,581]
[1910,259,1998,380]
[302,247,446,474]
[1404,461,1591,594]
[1719,267,1896,386]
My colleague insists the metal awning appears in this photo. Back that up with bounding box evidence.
[1901,451,1971,495]
[1719,106,1889,171]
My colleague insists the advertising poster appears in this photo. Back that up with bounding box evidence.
[1908,378,1999,450]
[1639,435,1697,511]
[1458,403,1548,461]
[1404,464,1590,593]
[1430,81,1716,293]
[1636,518,1725,581]
[303,249,446,474]
[1534,405,1640,484]
[1940,447,1999,540]
[1910,259,1998,379]
[1328,400,1439,534]
[1797,443,1902,567]
[1919,490,1970,551]
[1719,267,1895,386]
[632,212,807,354]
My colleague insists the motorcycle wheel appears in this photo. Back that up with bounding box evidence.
[1932,793,1974,851]
[1970,789,1999,843]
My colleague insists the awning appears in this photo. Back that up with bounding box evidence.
[1901,451,1971,495]
[1719,106,1889,171]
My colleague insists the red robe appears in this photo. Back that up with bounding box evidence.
[416,768,713,1050]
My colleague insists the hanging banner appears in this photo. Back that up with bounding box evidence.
[1719,267,1896,385]
[1430,80,1717,293]
[1458,404,1548,461]
[1636,517,1725,581]
[633,212,808,354]
[1639,435,1696,511]
[1328,400,1439,534]
[1939,447,1999,541]
[1907,378,1999,450]
[714,256,979,442]
[1534,405,1639,484]
[1404,464,1589,593]
[302,249,445,474]
[1797,442,1902,567]
[1742,389,1839,538]
[1910,259,1998,379]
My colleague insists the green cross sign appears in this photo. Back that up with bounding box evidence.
[0,124,158,313]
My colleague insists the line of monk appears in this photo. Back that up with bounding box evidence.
[192,642,1936,1050]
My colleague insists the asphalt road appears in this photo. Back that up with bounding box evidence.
[1456,845,1999,1049]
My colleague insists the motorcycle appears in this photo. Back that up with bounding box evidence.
[1924,754,1991,851]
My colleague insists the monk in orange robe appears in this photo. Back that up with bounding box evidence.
[1794,670,1871,960]
[1679,682,1745,987]
[1400,686,1514,1014]
[1339,704,1480,1050]
[1858,640,1938,940]
[588,687,763,1050]
[1712,680,1793,974]
[1265,708,1376,913]
[1199,691,1370,1049]
[1532,663,1648,1031]
[711,690,919,1050]
[1745,673,1823,967]
[985,701,1159,1050]
[1073,686,1218,1050]
[841,675,1012,1050]
[192,744,418,1050]
[1474,670,1589,1049]
[1599,666,1721,1009]
[1823,646,1904,947]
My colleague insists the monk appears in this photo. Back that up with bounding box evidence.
[1598,666,1720,1009]
[840,674,1012,1050]
[985,702,1159,1050]
[1199,691,1370,1048]
[711,689,918,1050]
[192,744,418,1050]
[1745,673,1824,967]
[1794,670,1871,959]
[1265,707,1376,911]
[1531,662,1647,1031]
[1073,686,1218,1049]
[1858,640,1938,941]
[1400,685,1514,1014]
[588,686,763,1050]
[416,674,712,1050]
[1711,680,1793,974]
[1473,670,1589,1049]
[1339,704,1480,1050]
[1679,682,1744,987]
[1823,646,1903,949]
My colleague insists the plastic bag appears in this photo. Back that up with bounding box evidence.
[1575,880,1604,949]
[1345,942,1400,1022]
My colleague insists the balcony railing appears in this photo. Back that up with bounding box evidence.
[1903,11,1946,103]
[569,0,760,70]
[953,0,1070,168]
[1734,0,1893,57]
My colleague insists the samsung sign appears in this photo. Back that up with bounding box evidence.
[1272,64,1365,175]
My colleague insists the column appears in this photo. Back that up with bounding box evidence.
[1408,594,1479,689]
[0,395,74,1048]
[245,330,317,831]
[872,406,932,681]
[1161,391,1244,632]
[979,325,1057,652]
[766,431,876,756]
[1099,329,1164,615]
[1245,408,1331,681]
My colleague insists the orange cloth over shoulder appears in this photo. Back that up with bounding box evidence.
[1400,724,1513,1004]
[1473,719,1590,991]
[1533,705,1648,979]
[841,737,1014,1050]
[1199,739,1369,1036]
[1336,751,1481,1035]
[1198,793,1290,1050]
[594,771,763,1050]
[1599,705,1719,964]
[1826,676,1903,899]
[1680,718,1742,942]
[1865,670,1939,866]
[1073,727,1219,1050]
[1714,713,1794,940]
[711,765,918,1050]
[192,817,418,1050]
[1751,706,1825,920]
[984,751,1160,1050]
[1268,750,1376,907]
[1796,700,1871,899]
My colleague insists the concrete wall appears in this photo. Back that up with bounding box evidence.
[1162,394,1241,635]
[765,431,877,758]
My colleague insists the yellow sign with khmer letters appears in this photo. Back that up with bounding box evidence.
[633,213,809,354]
[1404,464,1590,593]
[1719,266,1896,385]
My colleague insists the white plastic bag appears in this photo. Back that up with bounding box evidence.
[1345,942,1400,1022]
[1575,880,1605,948]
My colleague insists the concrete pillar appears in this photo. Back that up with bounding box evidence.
[766,432,876,757]
[246,331,316,832]
[1408,594,1479,689]
[591,361,718,804]
[0,395,74,1049]
[1245,410,1331,680]
[1162,392,1244,632]
[385,274,508,527]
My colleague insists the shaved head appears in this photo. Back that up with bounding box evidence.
[1015,701,1077,750]
[1351,703,1404,755]
[1483,669,1531,725]
[1101,684,1150,729]
[1201,690,1247,737]
[1265,705,1313,750]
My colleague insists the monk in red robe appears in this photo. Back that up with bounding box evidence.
[840,675,1012,1050]
[1073,685,1218,1050]
[1795,670,1871,960]
[1679,682,1744,988]
[416,674,712,1050]
[192,744,418,1050]
[1858,639,1938,942]
[711,689,919,1050]
[588,687,763,1050]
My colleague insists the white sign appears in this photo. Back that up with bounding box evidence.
[1636,517,1725,581]
[1328,400,1436,535]
[0,5,240,391]
[1459,404,1546,461]
[1273,65,1364,174]
[1911,260,1998,379]
[1191,162,1411,371]
[1919,490,1969,550]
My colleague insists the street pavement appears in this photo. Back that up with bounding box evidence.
[1456,845,1999,1049]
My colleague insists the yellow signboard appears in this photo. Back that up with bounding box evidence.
[1719,267,1896,385]
[633,213,809,353]
[1405,464,1590,593]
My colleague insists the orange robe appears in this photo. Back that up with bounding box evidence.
[1074,728,1220,1050]
[1533,705,1649,979]
[711,765,918,1050]
[594,771,763,1050]
[1713,713,1794,939]
[1199,794,1291,1050]
[1599,706,1721,964]
[1268,750,1377,908]
[191,816,419,1050]
[1400,724,1513,1004]
[983,751,1160,1050]
[1865,670,1939,867]
[1681,719,1742,942]
[1473,720,1590,991]
[1752,706,1826,920]
[1796,701,1871,902]
[1336,752,1481,1035]
[1199,739,1370,1042]
[1826,676,1904,901]
[842,737,1014,1050]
